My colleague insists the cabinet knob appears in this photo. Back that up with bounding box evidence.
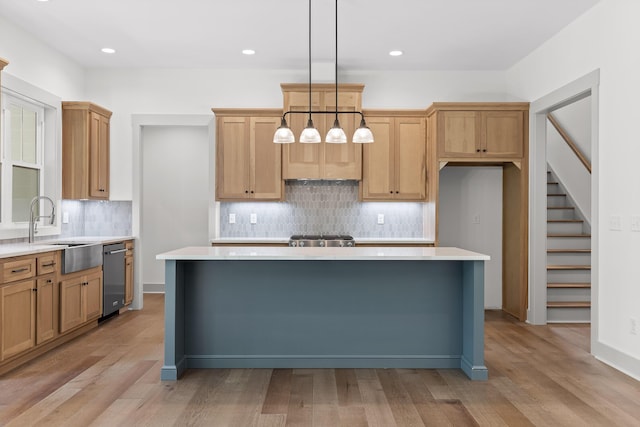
[245,190,249,194]
[99,189,106,192]
[482,149,487,152]
[389,191,393,194]
[476,149,481,153]
[32,288,37,292]
[250,190,254,194]
[395,191,399,194]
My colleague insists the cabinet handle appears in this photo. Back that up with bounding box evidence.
[389,191,393,194]
[32,288,37,292]
[245,190,249,194]
[47,279,53,284]
[11,267,29,273]
[482,149,487,152]
[476,149,481,153]
[99,189,106,192]
[42,262,56,267]
[250,190,254,194]
[395,191,399,194]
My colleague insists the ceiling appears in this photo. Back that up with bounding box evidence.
[0,0,600,71]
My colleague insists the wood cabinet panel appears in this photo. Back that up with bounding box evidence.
[62,102,111,200]
[60,268,102,334]
[125,255,133,306]
[84,271,102,321]
[37,253,57,276]
[0,280,36,361]
[439,111,479,156]
[2,258,36,283]
[361,112,426,201]
[484,111,524,157]
[214,110,283,201]
[36,277,57,345]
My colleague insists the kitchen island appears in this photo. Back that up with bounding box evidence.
[156,246,489,381]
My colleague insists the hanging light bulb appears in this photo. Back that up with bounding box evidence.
[353,117,374,143]
[300,117,322,143]
[273,117,295,143]
[326,118,347,143]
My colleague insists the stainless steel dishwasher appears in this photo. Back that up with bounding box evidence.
[102,242,126,319]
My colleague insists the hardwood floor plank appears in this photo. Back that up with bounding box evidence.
[0,294,639,427]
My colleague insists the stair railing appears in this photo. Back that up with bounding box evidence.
[547,113,591,173]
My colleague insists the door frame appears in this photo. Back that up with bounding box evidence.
[131,114,213,309]
[528,70,599,329]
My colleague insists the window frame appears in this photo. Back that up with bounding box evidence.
[0,74,61,240]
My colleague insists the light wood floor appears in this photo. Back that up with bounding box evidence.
[1,294,639,426]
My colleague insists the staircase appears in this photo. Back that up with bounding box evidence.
[546,169,591,323]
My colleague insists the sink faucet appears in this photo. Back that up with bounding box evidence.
[29,196,56,243]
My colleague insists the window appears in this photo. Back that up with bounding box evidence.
[0,74,59,240]
[1,94,44,224]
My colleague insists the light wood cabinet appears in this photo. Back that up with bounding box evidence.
[0,279,36,361]
[62,102,112,200]
[428,103,525,160]
[281,83,363,180]
[0,251,59,362]
[360,111,426,201]
[124,240,134,306]
[214,109,283,201]
[60,268,102,334]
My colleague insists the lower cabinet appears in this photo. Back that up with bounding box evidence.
[0,279,36,361]
[124,240,134,306]
[36,276,58,345]
[60,268,102,334]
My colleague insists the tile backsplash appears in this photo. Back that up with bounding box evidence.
[60,200,132,237]
[219,181,424,238]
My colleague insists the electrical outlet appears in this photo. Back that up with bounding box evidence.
[472,214,480,224]
[62,211,69,224]
[631,216,640,232]
[631,318,638,335]
[609,215,622,231]
[250,213,257,224]
[229,213,236,224]
[377,213,385,225]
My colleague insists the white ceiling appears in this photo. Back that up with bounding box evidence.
[0,0,600,71]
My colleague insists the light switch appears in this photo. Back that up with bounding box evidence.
[609,215,622,231]
[250,213,257,224]
[472,214,480,224]
[62,211,69,224]
[229,213,236,224]
[377,213,385,225]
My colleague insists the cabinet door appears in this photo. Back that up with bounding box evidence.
[89,112,110,199]
[36,277,57,345]
[216,117,250,199]
[250,117,282,200]
[361,117,394,200]
[282,91,323,179]
[1,280,36,360]
[438,111,480,157]
[125,255,133,305]
[482,111,524,157]
[324,91,362,180]
[395,118,426,200]
[84,271,102,321]
[60,276,84,333]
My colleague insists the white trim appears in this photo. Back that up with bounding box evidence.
[131,114,212,310]
[528,70,599,333]
[593,341,640,381]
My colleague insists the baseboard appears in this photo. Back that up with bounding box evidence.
[593,340,640,381]
[144,282,165,293]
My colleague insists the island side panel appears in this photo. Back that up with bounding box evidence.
[181,260,466,369]
[461,260,488,380]
[161,260,187,380]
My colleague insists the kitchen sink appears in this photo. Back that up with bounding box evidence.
[46,242,103,274]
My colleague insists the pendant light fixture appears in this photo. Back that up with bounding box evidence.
[299,0,321,143]
[325,0,347,144]
[273,0,373,144]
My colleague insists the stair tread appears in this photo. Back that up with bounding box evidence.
[547,206,575,210]
[547,265,591,270]
[548,283,591,288]
[548,233,591,238]
[547,249,591,253]
[547,219,583,223]
[547,301,591,308]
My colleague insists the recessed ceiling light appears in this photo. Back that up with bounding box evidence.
[389,50,404,57]
[101,48,116,54]
[36,0,50,2]
[242,49,256,55]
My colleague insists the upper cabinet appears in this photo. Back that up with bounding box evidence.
[281,83,363,180]
[214,109,283,201]
[360,111,427,201]
[426,103,528,161]
[62,102,112,200]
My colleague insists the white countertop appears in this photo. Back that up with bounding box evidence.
[210,237,435,245]
[157,246,489,261]
[0,236,134,259]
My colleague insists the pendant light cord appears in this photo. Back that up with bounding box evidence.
[308,0,312,125]
[335,0,338,125]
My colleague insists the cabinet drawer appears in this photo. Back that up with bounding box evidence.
[2,258,36,283]
[37,253,58,276]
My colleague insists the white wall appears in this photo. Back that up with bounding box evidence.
[438,167,503,309]
[0,15,85,100]
[507,0,640,378]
